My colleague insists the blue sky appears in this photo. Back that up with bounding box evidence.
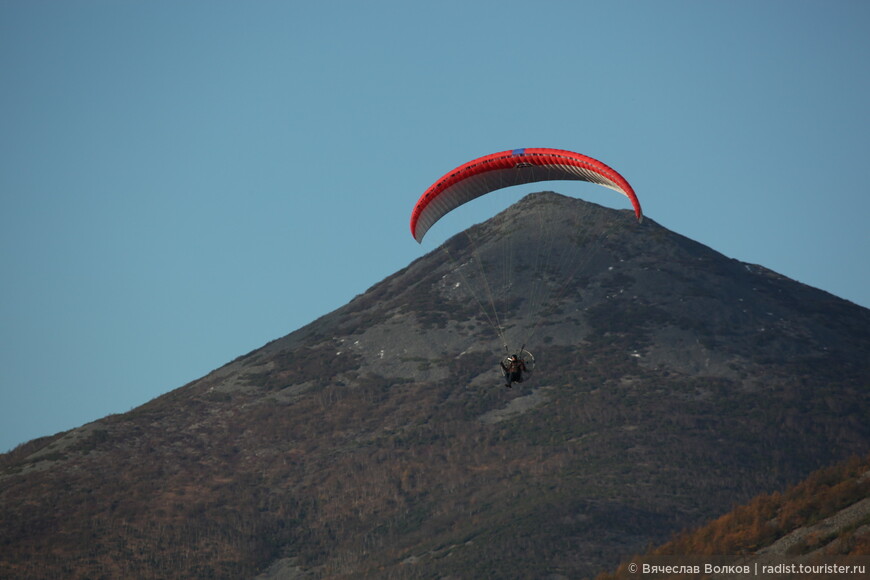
[2,1,868,453]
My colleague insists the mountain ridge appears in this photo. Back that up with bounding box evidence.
[2,192,868,579]
[598,453,870,580]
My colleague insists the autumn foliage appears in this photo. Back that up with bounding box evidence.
[599,454,870,579]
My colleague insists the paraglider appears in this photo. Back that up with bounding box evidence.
[410,148,642,243]
[410,148,641,386]
[500,345,537,388]
[501,354,526,388]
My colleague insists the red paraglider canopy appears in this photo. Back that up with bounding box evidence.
[410,148,642,243]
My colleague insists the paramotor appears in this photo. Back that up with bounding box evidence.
[410,148,641,386]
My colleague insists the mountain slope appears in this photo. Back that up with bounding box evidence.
[1,192,869,579]
[598,453,870,579]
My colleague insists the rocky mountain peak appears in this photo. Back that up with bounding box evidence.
[2,192,868,579]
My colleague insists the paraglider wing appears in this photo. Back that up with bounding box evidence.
[410,148,642,243]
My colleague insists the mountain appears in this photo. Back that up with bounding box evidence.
[1,192,869,579]
[598,452,870,579]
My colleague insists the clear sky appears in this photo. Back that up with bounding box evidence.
[2,1,868,453]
